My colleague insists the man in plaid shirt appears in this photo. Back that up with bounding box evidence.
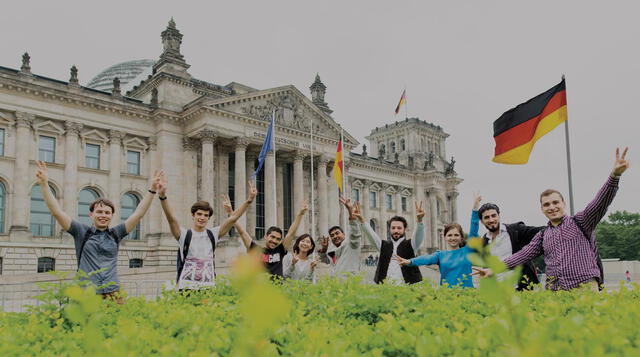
[476,148,630,291]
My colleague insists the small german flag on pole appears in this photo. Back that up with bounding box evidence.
[492,79,567,164]
[395,90,407,115]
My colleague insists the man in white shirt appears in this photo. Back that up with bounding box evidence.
[358,201,425,284]
[157,174,256,290]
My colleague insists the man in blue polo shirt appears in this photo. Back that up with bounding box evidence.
[35,161,162,302]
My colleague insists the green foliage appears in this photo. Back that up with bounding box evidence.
[597,210,640,261]
[1,252,639,356]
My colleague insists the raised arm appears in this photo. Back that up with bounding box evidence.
[157,173,181,240]
[394,251,439,267]
[125,170,162,234]
[574,148,628,234]
[218,180,257,237]
[347,202,363,249]
[317,236,332,264]
[411,201,426,251]
[283,202,309,251]
[469,193,481,238]
[357,211,382,251]
[35,161,71,231]
[222,194,253,250]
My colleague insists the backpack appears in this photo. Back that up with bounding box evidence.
[176,229,217,282]
[539,219,605,290]
[77,227,118,270]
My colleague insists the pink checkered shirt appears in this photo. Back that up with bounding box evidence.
[504,175,619,290]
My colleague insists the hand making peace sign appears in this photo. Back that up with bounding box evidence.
[612,147,630,177]
[415,201,425,222]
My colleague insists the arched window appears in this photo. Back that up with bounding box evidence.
[78,188,100,226]
[37,257,55,273]
[391,141,396,153]
[121,192,140,240]
[370,219,377,233]
[30,184,57,237]
[0,181,5,233]
[129,258,143,268]
[400,139,406,151]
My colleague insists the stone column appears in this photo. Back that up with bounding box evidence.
[428,191,438,249]
[246,151,258,237]
[108,130,125,223]
[317,157,329,236]
[276,162,284,228]
[10,112,34,231]
[233,138,248,228]
[395,189,403,217]
[361,180,370,229]
[198,129,216,205]
[379,185,387,239]
[449,192,458,222]
[264,151,277,228]
[63,122,82,218]
[292,150,305,234]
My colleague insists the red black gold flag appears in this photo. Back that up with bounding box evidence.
[492,79,567,164]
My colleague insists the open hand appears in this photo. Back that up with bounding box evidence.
[35,161,49,185]
[247,179,258,202]
[222,194,233,215]
[339,197,354,216]
[470,267,492,278]
[415,201,425,222]
[472,193,482,211]
[150,170,164,191]
[612,147,630,177]
[392,254,411,266]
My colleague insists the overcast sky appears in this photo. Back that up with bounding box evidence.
[2,1,637,231]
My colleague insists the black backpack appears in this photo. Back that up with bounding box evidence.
[540,220,605,289]
[77,227,118,270]
[176,229,217,282]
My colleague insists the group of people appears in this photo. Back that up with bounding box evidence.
[32,147,629,302]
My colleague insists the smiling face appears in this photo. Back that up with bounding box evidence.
[540,192,566,224]
[329,227,345,247]
[89,203,113,230]
[389,221,406,241]
[444,228,463,250]
[297,236,314,254]
[191,209,211,231]
[480,209,501,233]
[264,230,283,249]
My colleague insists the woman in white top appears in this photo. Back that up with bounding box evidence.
[283,234,319,281]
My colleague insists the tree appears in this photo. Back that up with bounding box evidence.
[596,211,640,261]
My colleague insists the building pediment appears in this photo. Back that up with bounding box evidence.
[34,120,65,137]
[185,85,359,147]
[0,111,15,126]
[123,137,148,151]
[81,129,109,144]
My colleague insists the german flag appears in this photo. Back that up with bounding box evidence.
[333,139,343,192]
[493,79,567,164]
[395,90,407,115]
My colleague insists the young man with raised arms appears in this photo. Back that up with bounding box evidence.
[35,161,162,301]
[157,175,257,290]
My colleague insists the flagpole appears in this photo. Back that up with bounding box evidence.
[562,75,575,215]
[310,117,317,283]
[341,129,348,228]
[404,86,408,119]
[271,109,277,220]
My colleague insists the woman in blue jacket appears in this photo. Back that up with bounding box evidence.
[394,222,475,288]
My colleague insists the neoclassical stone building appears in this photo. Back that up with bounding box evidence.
[0,20,461,276]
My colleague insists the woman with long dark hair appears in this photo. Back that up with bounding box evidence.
[394,223,474,288]
[282,234,319,281]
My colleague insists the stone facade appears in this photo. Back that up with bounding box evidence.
[0,20,461,276]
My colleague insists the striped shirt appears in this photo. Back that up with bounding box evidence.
[504,175,619,290]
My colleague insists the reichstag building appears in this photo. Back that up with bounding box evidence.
[0,20,462,275]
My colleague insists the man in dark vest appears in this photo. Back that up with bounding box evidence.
[473,200,543,290]
[356,201,425,284]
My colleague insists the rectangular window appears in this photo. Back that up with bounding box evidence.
[283,163,293,236]
[369,191,377,209]
[38,136,56,163]
[127,150,140,175]
[0,128,5,156]
[37,257,55,273]
[85,143,100,169]
[352,188,360,203]
[386,194,393,210]
[401,197,407,212]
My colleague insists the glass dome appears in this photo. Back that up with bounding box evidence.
[86,59,155,93]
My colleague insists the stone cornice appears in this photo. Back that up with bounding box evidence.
[0,69,154,122]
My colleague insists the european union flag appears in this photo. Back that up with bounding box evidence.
[252,110,275,178]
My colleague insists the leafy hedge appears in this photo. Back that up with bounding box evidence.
[0,254,639,356]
